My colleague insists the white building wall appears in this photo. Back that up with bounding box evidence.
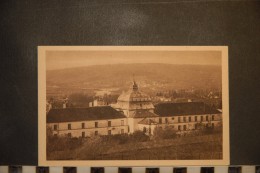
[47,113,222,137]
[48,118,128,138]
[155,113,222,131]
[138,124,157,135]
[127,118,135,133]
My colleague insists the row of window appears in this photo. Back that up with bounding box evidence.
[158,117,174,124]
[54,120,124,130]
[158,115,215,124]
[66,129,125,138]
[177,123,215,131]
[132,98,150,101]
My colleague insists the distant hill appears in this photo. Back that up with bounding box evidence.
[46,63,221,93]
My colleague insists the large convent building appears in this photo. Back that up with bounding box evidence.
[47,81,222,138]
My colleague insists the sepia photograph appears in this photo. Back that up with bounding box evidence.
[38,46,229,166]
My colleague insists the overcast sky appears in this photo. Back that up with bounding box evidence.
[46,50,221,70]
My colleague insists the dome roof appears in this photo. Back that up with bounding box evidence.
[117,81,152,102]
[118,90,152,102]
[114,80,155,116]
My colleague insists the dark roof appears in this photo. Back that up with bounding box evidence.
[131,110,159,118]
[154,102,221,117]
[47,106,126,123]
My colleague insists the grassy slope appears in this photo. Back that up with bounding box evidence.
[48,133,222,160]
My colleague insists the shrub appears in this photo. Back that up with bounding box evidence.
[102,134,130,145]
[130,130,150,142]
[153,126,177,140]
[47,127,84,153]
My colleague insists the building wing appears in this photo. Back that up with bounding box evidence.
[47,106,126,123]
[154,102,221,117]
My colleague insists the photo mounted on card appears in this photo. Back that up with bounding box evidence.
[38,46,229,166]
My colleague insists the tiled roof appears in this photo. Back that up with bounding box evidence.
[117,89,151,102]
[47,106,126,123]
[154,102,221,117]
[130,110,159,118]
[138,118,157,125]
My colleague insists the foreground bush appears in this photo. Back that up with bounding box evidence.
[153,126,177,140]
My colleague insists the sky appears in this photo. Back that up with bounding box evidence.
[46,50,221,70]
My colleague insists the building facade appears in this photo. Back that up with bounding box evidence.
[47,106,128,138]
[47,81,222,137]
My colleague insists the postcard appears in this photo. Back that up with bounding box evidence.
[38,46,229,166]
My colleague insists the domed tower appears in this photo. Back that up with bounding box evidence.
[113,79,158,133]
[116,79,155,118]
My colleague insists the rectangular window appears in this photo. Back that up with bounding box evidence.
[108,121,111,127]
[183,117,186,122]
[178,117,181,122]
[178,125,181,131]
[82,132,85,138]
[212,115,215,121]
[172,117,174,120]
[82,123,85,129]
[195,116,197,122]
[159,118,162,124]
[201,116,204,122]
[183,125,187,130]
[95,122,98,128]
[143,127,147,133]
[165,118,168,123]
[121,120,124,126]
[68,133,71,138]
[68,124,71,130]
[54,125,58,130]
[95,131,98,135]
[206,115,209,121]
[189,117,191,122]
[121,129,124,134]
[108,130,111,135]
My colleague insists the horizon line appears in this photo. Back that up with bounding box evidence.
[47,63,221,71]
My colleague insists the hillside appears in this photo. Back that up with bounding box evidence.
[46,63,221,94]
